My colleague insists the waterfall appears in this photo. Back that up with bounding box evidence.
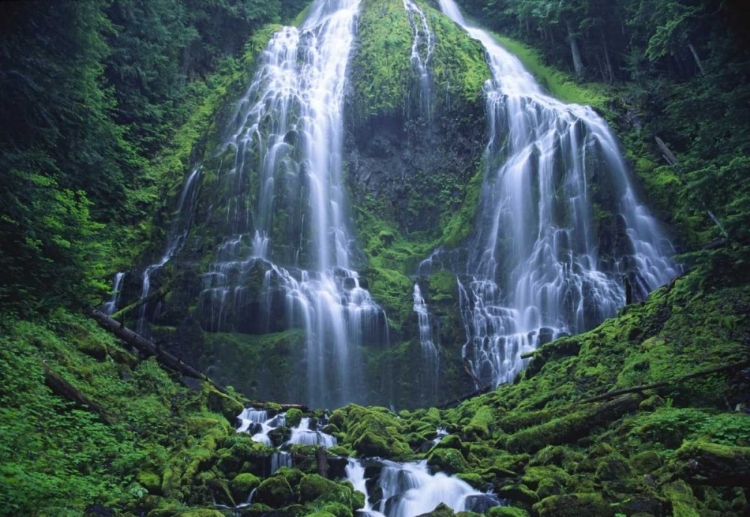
[437,0,679,387]
[346,459,501,516]
[196,0,389,409]
[135,166,202,335]
[412,284,439,402]
[102,272,125,315]
[403,0,434,119]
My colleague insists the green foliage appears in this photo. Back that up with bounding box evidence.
[349,0,412,121]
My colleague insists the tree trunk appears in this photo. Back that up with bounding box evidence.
[601,30,614,83]
[316,446,329,478]
[566,19,584,78]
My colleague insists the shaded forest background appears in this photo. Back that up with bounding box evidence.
[0,0,305,314]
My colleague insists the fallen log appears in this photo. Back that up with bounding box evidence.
[247,402,309,412]
[43,365,113,424]
[110,281,172,320]
[675,441,750,487]
[580,359,750,404]
[506,393,642,454]
[86,306,229,396]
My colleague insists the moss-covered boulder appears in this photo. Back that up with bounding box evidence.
[487,508,530,517]
[427,448,470,474]
[255,476,295,508]
[299,474,355,507]
[533,493,615,517]
[137,471,162,495]
[344,405,412,459]
[230,472,261,502]
[286,408,303,428]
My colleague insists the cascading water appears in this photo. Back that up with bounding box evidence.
[412,284,439,402]
[135,166,202,335]
[403,0,434,119]
[102,272,125,315]
[287,417,337,447]
[346,459,501,516]
[437,0,679,387]
[196,0,389,409]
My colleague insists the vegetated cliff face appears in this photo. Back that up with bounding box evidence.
[112,0,491,410]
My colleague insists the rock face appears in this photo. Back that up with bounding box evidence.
[117,0,490,409]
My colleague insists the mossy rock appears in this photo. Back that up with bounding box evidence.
[206,386,244,421]
[299,474,353,506]
[427,448,470,474]
[639,395,665,411]
[594,455,632,481]
[345,405,411,459]
[663,480,700,517]
[435,434,469,456]
[286,408,303,427]
[464,406,495,440]
[179,511,226,517]
[318,502,354,517]
[631,450,662,474]
[274,466,305,488]
[418,502,457,517]
[487,507,531,517]
[533,493,615,517]
[256,476,295,508]
[137,471,162,495]
[495,483,539,506]
[456,472,485,489]
[327,445,352,457]
[230,472,261,502]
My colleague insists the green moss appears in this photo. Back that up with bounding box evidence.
[349,0,412,122]
[428,448,470,474]
[533,493,614,517]
[663,480,701,517]
[286,408,304,428]
[488,508,530,517]
[299,474,353,506]
[230,472,261,502]
[256,476,295,508]
[489,35,608,110]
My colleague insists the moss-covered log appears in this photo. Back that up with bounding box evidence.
[43,365,113,424]
[86,307,228,395]
[506,394,642,453]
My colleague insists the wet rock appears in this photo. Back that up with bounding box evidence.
[464,494,503,513]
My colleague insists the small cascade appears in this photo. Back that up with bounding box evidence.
[403,0,435,118]
[193,0,390,409]
[271,451,293,474]
[437,0,679,388]
[432,427,448,445]
[287,417,337,447]
[412,284,439,402]
[102,272,125,315]
[136,167,202,335]
[236,410,336,475]
[347,459,500,517]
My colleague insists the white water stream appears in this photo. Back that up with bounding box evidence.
[197,0,388,409]
[437,0,679,387]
